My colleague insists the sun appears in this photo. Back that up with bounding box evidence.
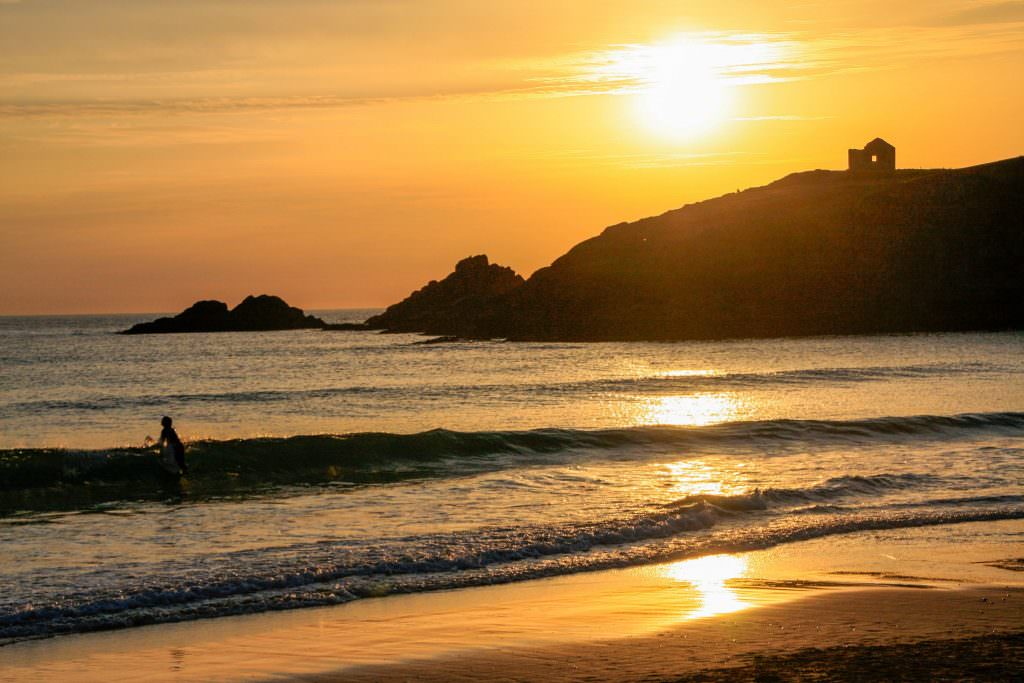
[634,40,733,141]
[593,34,788,142]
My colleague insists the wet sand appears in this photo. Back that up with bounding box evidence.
[672,630,1024,682]
[3,521,1023,682]
[320,586,1023,682]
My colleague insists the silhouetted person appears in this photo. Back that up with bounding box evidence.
[157,416,188,475]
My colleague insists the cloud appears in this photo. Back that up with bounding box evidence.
[0,30,815,124]
[733,115,831,121]
[517,149,808,170]
[0,95,392,118]
[2,24,1019,130]
[932,1,1024,26]
[520,33,807,98]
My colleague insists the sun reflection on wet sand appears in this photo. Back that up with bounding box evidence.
[664,554,749,619]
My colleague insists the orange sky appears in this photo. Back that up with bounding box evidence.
[2,0,1022,314]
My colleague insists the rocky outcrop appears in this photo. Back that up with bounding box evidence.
[372,156,1024,341]
[227,295,324,331]
[322,322,372,331]
[122,295,326,334]
[364,255,524,335]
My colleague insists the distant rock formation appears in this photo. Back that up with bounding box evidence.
[369,156,1024,341]
[322,322,372,331]
[364,255,524,335]
[122,295,326,334]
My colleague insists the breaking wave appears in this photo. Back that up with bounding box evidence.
[2,479,1020,644]
[2,412,1022,513]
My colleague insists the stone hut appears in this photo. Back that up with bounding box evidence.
[848,137,895,172]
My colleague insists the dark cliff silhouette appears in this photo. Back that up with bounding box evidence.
[365,255,524,335]
[122,295,326,334]
[368,156,1024,341]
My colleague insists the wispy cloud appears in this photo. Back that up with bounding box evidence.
[733,115,831,121]
[0,31,837,122]
[2,23,1019,127]
[516,33,808,98]
[518,149,806,170]
[932,1,1024,26]
[0,95,392,118]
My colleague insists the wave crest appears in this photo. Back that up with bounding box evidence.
[2,412,1021,512]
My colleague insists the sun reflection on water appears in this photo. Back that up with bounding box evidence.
[664,554,749,619]
[664,460,731,497]
[634,392,747,427]
[658,369,719,378]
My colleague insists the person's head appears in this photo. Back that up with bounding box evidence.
[161,416,172,428]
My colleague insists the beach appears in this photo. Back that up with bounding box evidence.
[330,588,1023,683]
[3,520,1022,681]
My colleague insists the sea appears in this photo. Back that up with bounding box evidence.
[1,311,1022,645]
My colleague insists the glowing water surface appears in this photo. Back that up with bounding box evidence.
[0,316,1022,650]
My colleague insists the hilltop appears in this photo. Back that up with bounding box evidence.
[368,157,1024,341]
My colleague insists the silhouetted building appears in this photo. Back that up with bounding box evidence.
[848,138,896,172]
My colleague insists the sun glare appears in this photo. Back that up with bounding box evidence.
[664,554,749,619]
[634,393,746,427]
[636,41,732,140]
[594,34,791,141]
[663,460,729,497]
[659,369,719,378]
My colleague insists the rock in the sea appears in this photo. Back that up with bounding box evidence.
[122,295,326,334]
[322,322,372,331]
[365,255,524,335]
[172,300,231,331]
[228,295,325,332]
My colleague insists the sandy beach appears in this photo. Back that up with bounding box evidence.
[325,587,1023,682]
[3,520,1022,682]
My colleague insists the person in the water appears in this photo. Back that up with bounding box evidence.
[156,416,188,475]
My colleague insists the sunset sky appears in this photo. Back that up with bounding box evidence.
[2,0,1022,314]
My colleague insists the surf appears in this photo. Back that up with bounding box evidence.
[2,411,1023,514]
[2,488,1020,645]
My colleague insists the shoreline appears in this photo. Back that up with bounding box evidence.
[3,520,1022,681]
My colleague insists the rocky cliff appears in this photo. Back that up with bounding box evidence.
[370,157,1024,341]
